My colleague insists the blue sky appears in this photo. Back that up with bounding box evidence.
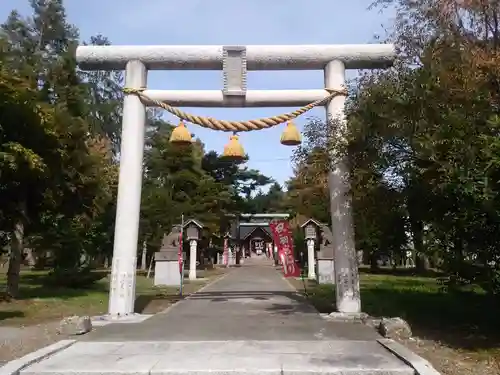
[1,0,395,188]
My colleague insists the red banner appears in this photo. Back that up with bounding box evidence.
[223,238,229,265]
[269,220,300,278]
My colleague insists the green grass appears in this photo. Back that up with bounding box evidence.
[0,267,225,326]
[292,268,500,353]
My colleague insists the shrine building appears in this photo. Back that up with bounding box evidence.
[230,213,289,257]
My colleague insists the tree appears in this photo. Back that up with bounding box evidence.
[0,0,119,294]
[337,0,500,290]
[287,145,331,224]
[140,120,233,257]
[201,150,273,217]
[78,34,124,151]
[0,67,56,296]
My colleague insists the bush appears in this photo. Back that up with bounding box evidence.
[42,267,107,289]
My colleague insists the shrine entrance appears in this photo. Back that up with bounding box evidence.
[234,213,287,259]
[75,43,395,318]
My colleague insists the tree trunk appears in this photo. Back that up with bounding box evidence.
[6,220,25,298]
[369,250,379,272]
[410,218,429,272]
[141,240,147,270]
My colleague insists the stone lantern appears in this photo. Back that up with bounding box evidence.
[300,219,321,280]
[183,219,204,280]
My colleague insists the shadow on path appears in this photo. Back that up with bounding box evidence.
[82,264,378,342]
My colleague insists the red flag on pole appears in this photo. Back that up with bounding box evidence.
[269,219,300,278]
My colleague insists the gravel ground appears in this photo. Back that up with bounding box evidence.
[0,322,63,364]
[397,337,500,375]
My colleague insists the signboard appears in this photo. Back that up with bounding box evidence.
[305,224,317,239]
[254,240,264,255]
[269,220,300,278]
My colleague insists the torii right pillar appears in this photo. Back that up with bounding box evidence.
[325,60,361,316]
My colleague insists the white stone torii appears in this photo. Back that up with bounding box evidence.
[76,44,395,318]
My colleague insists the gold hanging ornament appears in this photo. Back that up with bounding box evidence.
[280,120,302,146]
[169,121,192,144]
[222,133,245,161]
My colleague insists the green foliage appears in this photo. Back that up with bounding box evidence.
[250,182,286,213]
[0,0,118,296]
[43,267,108,289]
[0,0,279,298]
[298,270,500,349]
[292,226,306,263]
[285,0,500,299]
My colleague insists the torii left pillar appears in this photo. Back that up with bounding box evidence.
[108,60,147,317]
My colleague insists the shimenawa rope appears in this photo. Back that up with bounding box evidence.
[122,87,347,132]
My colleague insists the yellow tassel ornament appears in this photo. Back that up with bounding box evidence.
[169,121,192,144]
[222,133,245,161]
[280,120,302,146]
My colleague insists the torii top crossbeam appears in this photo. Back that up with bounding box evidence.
[76,44,395,71]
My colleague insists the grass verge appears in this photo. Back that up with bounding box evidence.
[0,267,226,326]
[290,268,500,355]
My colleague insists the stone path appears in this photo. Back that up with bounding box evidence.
[82,257,377,342]
[13,259,424,375]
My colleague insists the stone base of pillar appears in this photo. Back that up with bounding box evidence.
[93,313,153,325]
[154,260,181,286]
[317,258,335,284]
[327,311,368,322]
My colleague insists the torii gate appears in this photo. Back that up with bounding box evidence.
[76,44,395,318]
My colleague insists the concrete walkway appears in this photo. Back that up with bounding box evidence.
[83,258,377,342]
[16,259,425,375]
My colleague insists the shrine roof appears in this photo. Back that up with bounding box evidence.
[239,225,273,241]
[300,218,324,228]
[183,219,204,228]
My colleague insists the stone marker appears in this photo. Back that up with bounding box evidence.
[317,224,335,284]
[58,315,92,335]
[154,226,182,286]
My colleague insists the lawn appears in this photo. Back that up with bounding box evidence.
[291,267,500,354]
[0,267,226,326]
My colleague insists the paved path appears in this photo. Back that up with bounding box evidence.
[83,258,377,341]
[18,259,419,375]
